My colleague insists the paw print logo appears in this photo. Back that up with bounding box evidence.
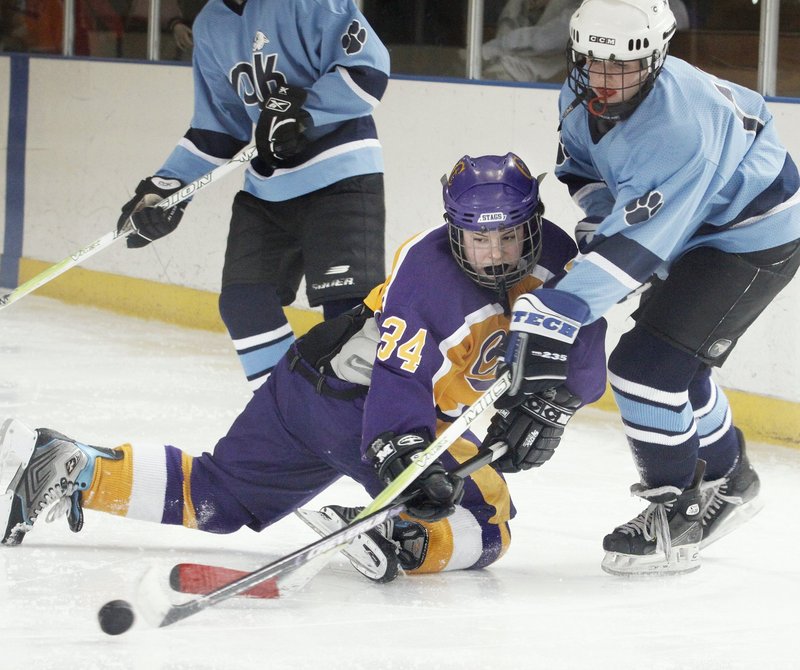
[341,20,368,55]
[624,190,664,225]
[555,134,570,167]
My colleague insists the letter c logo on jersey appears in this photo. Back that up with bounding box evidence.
[466,330,506,392]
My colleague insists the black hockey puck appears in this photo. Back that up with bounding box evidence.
[98,599,135,635]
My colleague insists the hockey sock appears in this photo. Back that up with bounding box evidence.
[608,327,703,489]
[689,368,739,479]
[219,283,295,390]
[403,508,511,574]
[82,443,202,526]
[82,444,136,517]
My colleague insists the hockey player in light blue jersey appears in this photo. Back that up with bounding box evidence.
[496,0,800,575]
[115,0,390,390]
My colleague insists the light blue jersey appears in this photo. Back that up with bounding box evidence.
[156,0,390,202]
[554,57,800,323]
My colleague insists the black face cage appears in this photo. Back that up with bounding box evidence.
[566,47,663,121]
[447,215,543,294]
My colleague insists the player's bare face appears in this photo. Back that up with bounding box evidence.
[462,228,524,279]
[587,58,647,103]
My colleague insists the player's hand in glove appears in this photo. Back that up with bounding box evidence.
[485,386,581,473]
[367,431,464,522]
[497,288,590,409]
[117,176,187,249]
[255,85,311,168]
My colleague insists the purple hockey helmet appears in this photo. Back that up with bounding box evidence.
[443,153,543,292]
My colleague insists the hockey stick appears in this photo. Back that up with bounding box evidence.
[130,374,511,630]
[170,440,510,597]
[0,145,257,311]
[132,502,407,630]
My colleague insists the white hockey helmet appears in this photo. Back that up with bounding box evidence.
[566,0,677,119]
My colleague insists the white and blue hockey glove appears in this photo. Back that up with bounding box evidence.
[255,85,311,167]
[117,176,187,249]
[497,288,590,409]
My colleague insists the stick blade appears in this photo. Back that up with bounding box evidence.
[170,563,280,599]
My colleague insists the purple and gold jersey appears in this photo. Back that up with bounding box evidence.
[360,222,607,455]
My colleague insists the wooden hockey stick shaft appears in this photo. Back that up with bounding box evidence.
[138,374,511,629]
[0,145,257,311]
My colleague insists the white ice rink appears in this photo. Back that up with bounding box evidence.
[1,295,799,669]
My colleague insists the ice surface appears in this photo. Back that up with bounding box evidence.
[1,296,798,669]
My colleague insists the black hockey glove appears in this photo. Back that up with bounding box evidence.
[486,386,581,473]
[366,431,464,522]
[496,288,590,409]
[117,176,187,249]
[255,85,311,167]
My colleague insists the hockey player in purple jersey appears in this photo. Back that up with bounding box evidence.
[500,0,800,576]
[0,153,606,582]
[116,0,390,390]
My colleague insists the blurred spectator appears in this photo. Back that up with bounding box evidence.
[482,0,582,82]
[0,0,26,51]
[164,0,206,60]
[3,0,125,55]
[23,0,69,53]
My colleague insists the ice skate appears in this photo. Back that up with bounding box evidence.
[601,461,705,576]
[296,505,428,583]
[700,428,764,548]
[0,418,122,545]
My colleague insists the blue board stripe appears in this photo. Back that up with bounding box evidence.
[1,54,28,289]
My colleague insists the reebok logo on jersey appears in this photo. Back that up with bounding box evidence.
[624,190,664,225]
[341,20,367,55]
[325,265,351,275]
[252,31,270,51]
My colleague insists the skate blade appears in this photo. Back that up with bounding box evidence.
[0,419,37,496]
[0,419,38,542]
[700,497,765,549]
[601,543,701,577]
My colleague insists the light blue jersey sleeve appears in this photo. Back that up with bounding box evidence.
[300,2,391,128]
[554,58,800,323]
